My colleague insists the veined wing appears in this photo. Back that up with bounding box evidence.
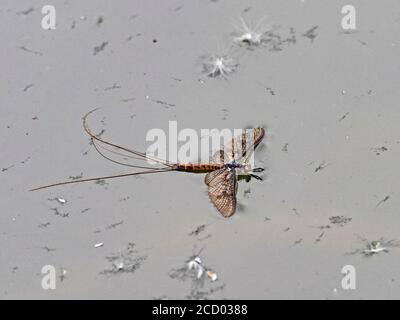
[205,168,238,217]
[210,149,226,164]
[223,127,265,163]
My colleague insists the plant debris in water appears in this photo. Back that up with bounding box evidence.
[371,146,388,155]
[189,224,206,236]
[302,25,319,42]
[314,161,329,173]
[329,216,352,227]
[169,254,222,299]
[346,235,400,257]
[51,207,69,218]
[93,41,108,55]
[339,112,350,121]
[202,54,237,78]
[376,195,390,207]
[233,16,271,47]
[100,242,147,275]
[69,173,83,180]
[262,27,297,51]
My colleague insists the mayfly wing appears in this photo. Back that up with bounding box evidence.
[210,150,227,164]
[205,168,238,217]
[223,128,265,163]
[205,168,225,185]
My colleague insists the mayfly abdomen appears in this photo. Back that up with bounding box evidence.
[176,163,224,173]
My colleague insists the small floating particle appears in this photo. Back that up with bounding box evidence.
[206,270,218,281]
[314,161,328,173]
[376,195,390,207]
[371,146,388,156]
[23,84,34,92]
[93,41,108,56]
[339,112,349,121]
[94,242,104,248]
[56,197,66,205]
[266,87,275,95]
[96,16,104,27]
[302,25,319,42]
[189,224,206,236]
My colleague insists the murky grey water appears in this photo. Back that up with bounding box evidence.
[1,0,400,299]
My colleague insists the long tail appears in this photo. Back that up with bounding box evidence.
[30,109,179,191]
[83,108,175,168]
[29,168,173,192]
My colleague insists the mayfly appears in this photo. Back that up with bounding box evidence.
[30,109,265,217]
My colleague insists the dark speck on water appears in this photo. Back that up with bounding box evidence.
[120,97,136,102]
[2,165,15,172]
[376,195,390,207]
[151,99,176,108]
[38,222,51,229]
[339,112,349,121]
[302,26,319,42]
[314,231,325,243]
[17,7,35,15]
[290,238,302,247]
[314,161,329,173]
[371,146,388,155]
[51,208,69,218]
[69,173,83,180]
[23,84,33,92]
[105,220,124,230]
[266,87,275,95]
[19,46,43,56]
[329,216,352,226]
[104,83,121,91]
[95,179,108,186]
[96,16,104,27]
[189,224,206,236]
[42,246,56,252]
[93,42,108,55]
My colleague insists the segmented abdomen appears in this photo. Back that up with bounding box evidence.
[176,163,224,173]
